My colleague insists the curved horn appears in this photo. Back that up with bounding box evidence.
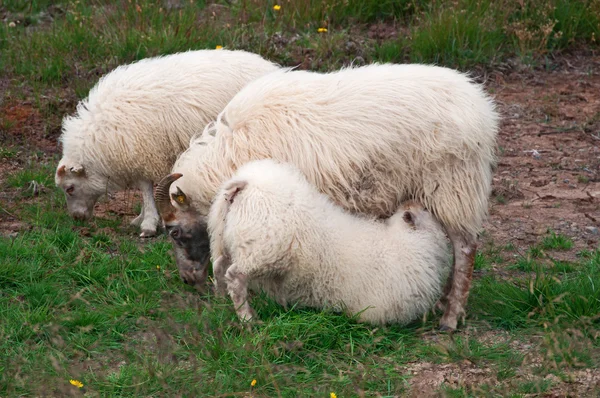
[155,173,183,217]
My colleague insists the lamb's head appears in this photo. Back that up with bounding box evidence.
[155,173,211,291]
[55,159,105,221]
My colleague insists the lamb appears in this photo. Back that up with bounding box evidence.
[54,49,279,237]
[155,62,499,330]
[207,159,451,325]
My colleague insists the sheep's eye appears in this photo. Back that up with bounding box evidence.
[169,228,181,239]
[66,186,75,195]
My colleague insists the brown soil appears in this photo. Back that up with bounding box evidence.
[481,54,600,259]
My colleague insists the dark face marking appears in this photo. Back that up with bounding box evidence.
[166,218,211,270]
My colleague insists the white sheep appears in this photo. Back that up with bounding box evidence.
[207,159,451,325]
[156,63,499,330]
[55,49,279,237]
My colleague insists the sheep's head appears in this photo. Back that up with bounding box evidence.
[155,173,211,291]
[55,160,105,221]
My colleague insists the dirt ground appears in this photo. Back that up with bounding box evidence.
[481,54,600,260]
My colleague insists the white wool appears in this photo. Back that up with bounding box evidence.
[171,63,498,237]
[57,49,279,190]
[208,159,451,325]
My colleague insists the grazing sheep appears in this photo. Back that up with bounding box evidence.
[208,159,451,325]
[156,63,499,330]
[55,49,279,237]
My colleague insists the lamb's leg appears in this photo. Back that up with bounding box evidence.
[138,180,160,238]
[439,229,476,331]
[224,264,255,321]
[213,255,232,297]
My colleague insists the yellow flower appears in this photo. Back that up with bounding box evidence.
[156,265,160,270]
[330,393,337,398]
[318,27,328,33]
[273,5,281,10]
[251,379,257,387]
[69,379,84,388]
[215,45,223,50]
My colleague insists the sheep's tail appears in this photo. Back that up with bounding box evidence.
[207,178,249,261]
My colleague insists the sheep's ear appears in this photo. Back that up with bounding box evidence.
[224,180,247,204]
[171,187,189,208]
[69,165,86,177]
[56,165,66,177]
[402,211,416,229]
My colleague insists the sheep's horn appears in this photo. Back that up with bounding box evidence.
[155,173,183,217]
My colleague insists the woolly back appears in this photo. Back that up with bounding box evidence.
[59,50,279,185]
[212,63,499,235]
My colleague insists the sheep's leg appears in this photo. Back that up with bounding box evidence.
[225,264,255,321]
[439,230,476,331]
[138,180,160,238]
[130,207,144,227]
[213,255,232,297]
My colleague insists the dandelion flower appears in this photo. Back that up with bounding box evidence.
[69,379,84,388]
[330,393,337,398]
[318,27,328,33]
[215,45,223,50]
[156,265,161,270]
[251,379,257,387]
[8,22,16,27]
[273,5,281,11]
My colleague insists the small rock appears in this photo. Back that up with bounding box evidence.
[544,373,561,384]
[585,226,599,235]
[531,178,549,187]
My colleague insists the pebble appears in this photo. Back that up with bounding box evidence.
[585,226,599,235]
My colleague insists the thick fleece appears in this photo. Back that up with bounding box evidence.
[208,159,451,325]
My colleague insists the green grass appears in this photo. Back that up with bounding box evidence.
[541,230,574,251]
[1,163,599,396]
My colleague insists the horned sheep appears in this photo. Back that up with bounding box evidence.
[207,159,451,325]
[55,49,279,237]
[156,63,499,330]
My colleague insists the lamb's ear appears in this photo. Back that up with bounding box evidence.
[224,180,248,204]
[402,211,416,229]
[171,187,189,209]
[69,164,86,177]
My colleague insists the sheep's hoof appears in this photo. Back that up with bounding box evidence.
[140,229,157,238]
[438,323,455,332]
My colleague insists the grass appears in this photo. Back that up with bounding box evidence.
[1,0,600,395]
[1,163,599,396]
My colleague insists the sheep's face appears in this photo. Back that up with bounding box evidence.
[166,215,211,266]
[165,213,212,287]
[156,173,213,289]
[55,162,104,221]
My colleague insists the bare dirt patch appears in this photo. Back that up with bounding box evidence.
[483,54,600,259]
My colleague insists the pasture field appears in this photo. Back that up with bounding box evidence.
[1,1,599,396]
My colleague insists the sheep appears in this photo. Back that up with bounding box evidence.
[207,159,451,325]
[155,62,499,330]
[54,49,279,237]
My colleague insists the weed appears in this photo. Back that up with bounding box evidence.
[541,230,574,251]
